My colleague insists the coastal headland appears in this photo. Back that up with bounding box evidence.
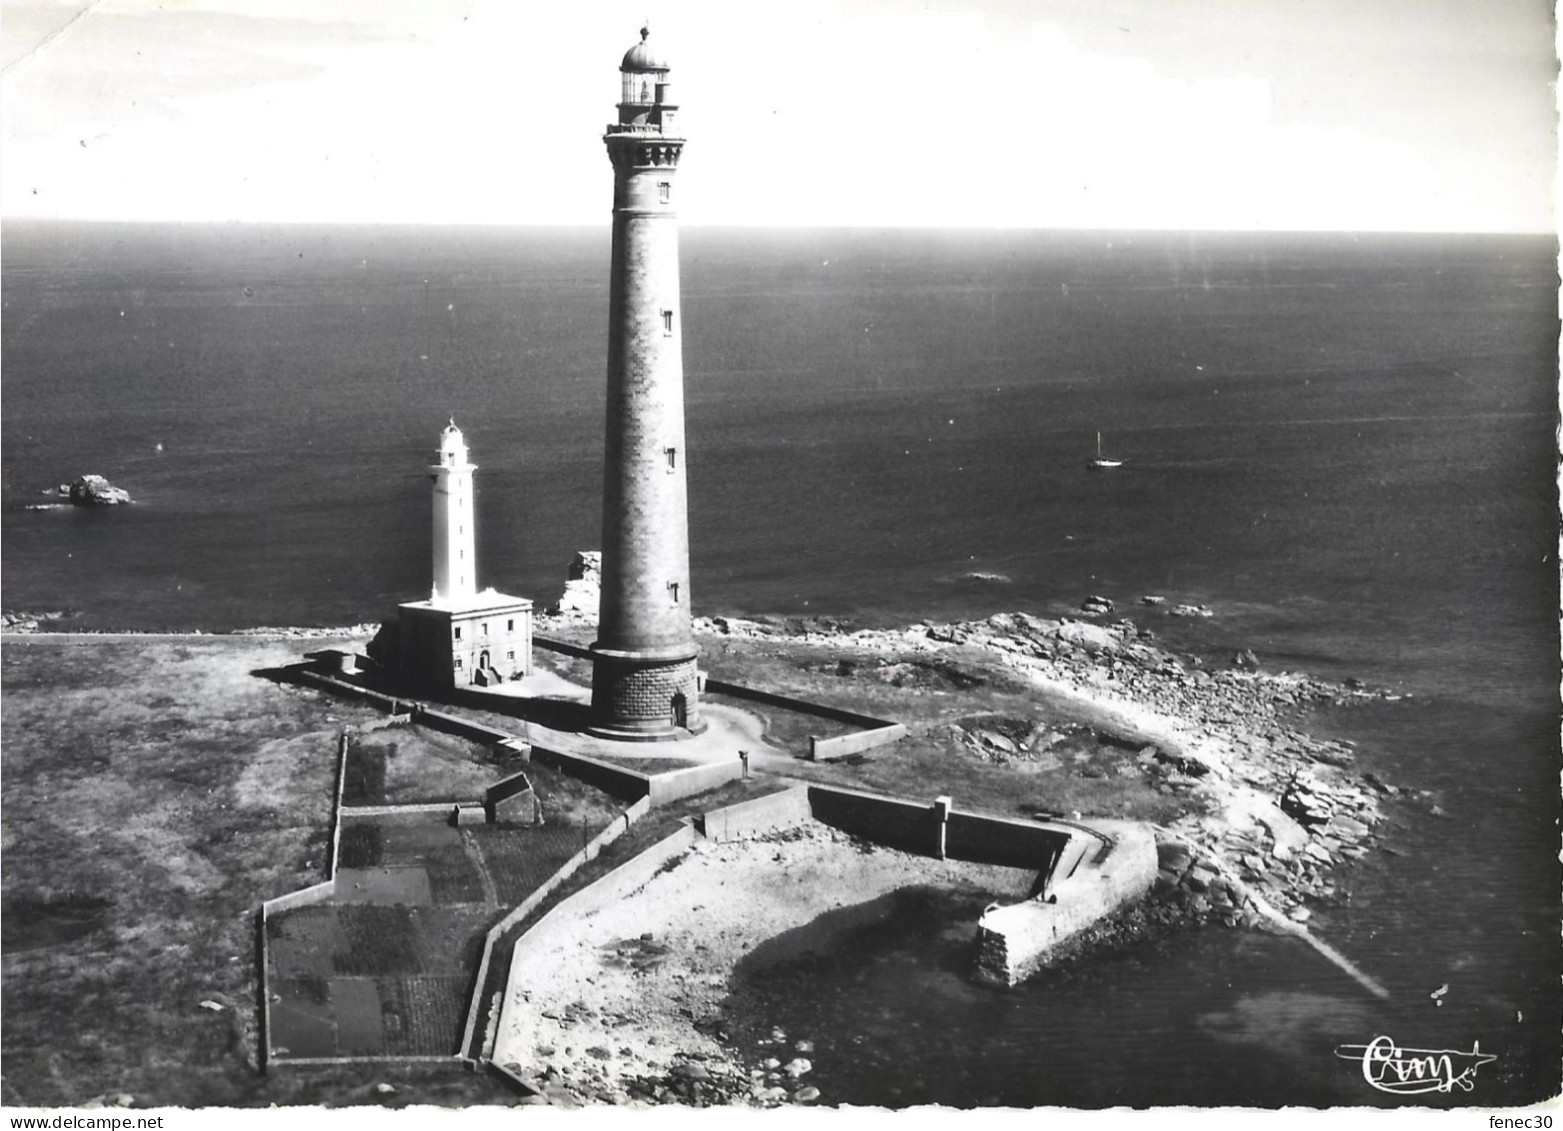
[0,595,1403,1108]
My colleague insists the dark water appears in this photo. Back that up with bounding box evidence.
[3,222,1558,1105]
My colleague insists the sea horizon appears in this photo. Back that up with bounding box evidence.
[2,219,1557,1106]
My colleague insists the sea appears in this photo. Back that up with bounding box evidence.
[2,221,1558,1108]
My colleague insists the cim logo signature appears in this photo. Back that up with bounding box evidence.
[1335,1035,1497,1095]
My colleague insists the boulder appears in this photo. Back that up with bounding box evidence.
[67,474,132,506]
[1054,620,1120,654]
[548,551,601,618]
[1156,841,1193,873]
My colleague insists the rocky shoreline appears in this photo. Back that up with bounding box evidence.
[691,601,1406,931]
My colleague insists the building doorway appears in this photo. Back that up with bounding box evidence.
[670,692,687,730]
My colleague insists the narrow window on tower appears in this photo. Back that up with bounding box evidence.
[662,310,674,336]
[454,657,462,670]
[454,627,463,641]
[507,619,515,631]
[665,447,677,473]
[668,581,680,604]
[658,181,670,204]
[482,622,489,635]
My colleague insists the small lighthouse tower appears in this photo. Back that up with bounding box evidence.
[391,422,533,691]
[589,27,703,739]
[431,420,477,602]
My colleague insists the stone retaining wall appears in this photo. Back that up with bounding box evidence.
[809,723,908,761]
[944,810,1075,871]
[699,786,813,842]
[485,821,699,1075]
[805,784,938,856]
[526,745,652,801]
[646,758,744,805]
[458,795,655,1061]
[973,821,1158,985]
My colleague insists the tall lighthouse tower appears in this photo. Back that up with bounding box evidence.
[589,27,703,739]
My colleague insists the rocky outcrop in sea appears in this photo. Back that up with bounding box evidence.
[64,475,133,506]
[547,551,602,620]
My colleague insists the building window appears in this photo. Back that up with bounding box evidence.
[661,310,674,336]
[454,658,463,669]
[658,181,670,203]
[454,627,462,640]
[668,581,680,603]
[665,447,677,473]
[507,650,515,661]
[507,619,515,631]
[482,622,489,635]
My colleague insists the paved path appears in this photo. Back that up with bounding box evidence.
[466,678,787,766]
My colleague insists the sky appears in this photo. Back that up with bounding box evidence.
[0,0,1556,231]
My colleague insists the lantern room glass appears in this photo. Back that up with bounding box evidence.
[621,70,668,105]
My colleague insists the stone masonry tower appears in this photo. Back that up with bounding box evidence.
[589,27,703,740]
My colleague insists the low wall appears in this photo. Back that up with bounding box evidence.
[413,705,515,746]
[527,746,650,802]
[533,636,594,661]
[327,730,349,879]
[804,785,1102,879]
[490,821,700,1076]
[261,879,336,916]
[945,810,1075,871]
[646,758,745,805]
[292,668,405,713]
[702,676,898,732]
[700,786,812,842]
[806,784,940,856]
[458,795,654,1060]
[809,723,908,761]
[337,804,454,824]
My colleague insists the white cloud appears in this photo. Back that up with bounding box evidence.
[0,0,1552,230]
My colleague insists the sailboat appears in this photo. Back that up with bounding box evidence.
[1088,431,1123,470]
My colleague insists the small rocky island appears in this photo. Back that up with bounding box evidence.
[65,474,133,505]
[27,475,134,510]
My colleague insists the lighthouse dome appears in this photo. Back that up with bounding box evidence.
[436,418,469,466]
[621,27,669,73]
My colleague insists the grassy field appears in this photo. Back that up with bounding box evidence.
[1,627,1200,1108]
[0,636,514,1108]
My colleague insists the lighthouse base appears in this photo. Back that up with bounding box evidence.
[587,649,705,741]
